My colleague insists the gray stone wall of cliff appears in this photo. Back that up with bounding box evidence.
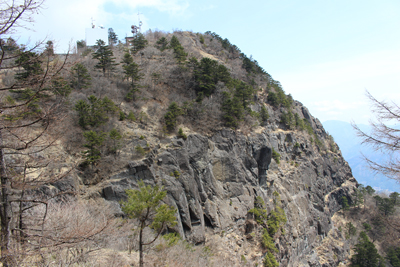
[98,103,357,266]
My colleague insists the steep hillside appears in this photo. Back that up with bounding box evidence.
[1,30,361,266]
[323,120,400,192]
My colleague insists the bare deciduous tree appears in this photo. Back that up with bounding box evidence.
[0,1,72,266]
[352,90,400,180]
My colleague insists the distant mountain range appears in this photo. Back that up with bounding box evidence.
[323,120,400,192]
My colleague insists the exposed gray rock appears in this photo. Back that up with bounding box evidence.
[99,117,356,266]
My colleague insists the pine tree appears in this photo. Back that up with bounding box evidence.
[130,33,148,54]
[164,102,184,131]
[341,196,350,211]
[121,53,143,89]
[120,181,177,267]
[108,28,118,45]
[222,92,244,129]
[82,131,106,165]
[193,57,230,97]
[169,35,187,64]
[350,231,385,267]
[233,80,254,109]
[390,192,400,205]
[109,128,122,155]
[155,37,169,51]
[15,51,42,82]
[71,63,91,90]
[92,39,117,75]
[260,105,269,125]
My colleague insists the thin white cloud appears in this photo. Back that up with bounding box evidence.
[273,49,400,123]
[14,0,190,52]
[277,49,400,95]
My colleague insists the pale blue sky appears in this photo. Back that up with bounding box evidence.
[15,0,400,124]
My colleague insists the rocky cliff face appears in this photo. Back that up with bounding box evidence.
[97,101,357,266]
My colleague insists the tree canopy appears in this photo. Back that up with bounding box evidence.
[92,39,117,75]
[120,181,176,267]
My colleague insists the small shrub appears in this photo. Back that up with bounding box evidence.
[162,232,181,247]
[139,135,145,140]
[199,35,205,44]
[127,111,136,121]
[135,145,145,156]
[272,148,280,164]
[119,111,125,121]
[178,128,187,140]
[173,170,180,179]
[259,105,269,125]
[241,255,247,264]
[165,102,184,131]
[294,142,300,148]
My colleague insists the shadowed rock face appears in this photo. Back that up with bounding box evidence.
[101,121,356,266]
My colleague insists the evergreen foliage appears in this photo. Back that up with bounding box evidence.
[120,181,177,267]
[130,33,148,54]
[371,215,386,242]
[267,81,292,108]
[350,231,385,267]
[49,76,72,97]
[267,192,287,236]
[76,40,86,48]
[390,192,400,205]
[248,196,268,224]
[204,31,266,74]
[92,39,117,75]
[119,111,125,121]
[135,145,146,156]
[199,34,205,44]
[164,102,184,131]
[127,111,136,121]
[232,79,254,109]
[82,130,106,164]
[366,186,375,195]
[259,105,269,125]
[248,192,286,267]
[109,128,122,154]
[387,247,400,267]
[221,92,243,129]
[169,35,187,64]
[155,37,169,51]
[262,229,278,252]
[108,28,118,45]
[74,95,118,129]
[341,196,350,211]
[121,52,143,101]
[263,251,279,267]
[280,110,294,129]
[15,51,42,81]
[193,57,231,97]
[377,197,395,216]
[177,128,187,140]
[272,148,281,164]
[352,188,365,208]
[70,63,91,90]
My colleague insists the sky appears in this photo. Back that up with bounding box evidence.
[12,0,400,125]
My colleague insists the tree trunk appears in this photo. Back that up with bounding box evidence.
[0,130,12,267]
[139,221,144,267]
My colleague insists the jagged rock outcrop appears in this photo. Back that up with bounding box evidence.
[99,104,357,266]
